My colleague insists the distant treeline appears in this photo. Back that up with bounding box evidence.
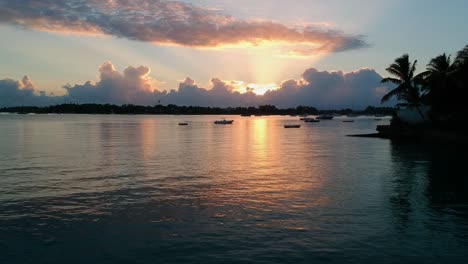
[0,104,396,116]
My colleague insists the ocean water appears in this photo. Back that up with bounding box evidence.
[1,114,467,263]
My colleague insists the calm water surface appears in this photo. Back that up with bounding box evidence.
[1,114,467,263]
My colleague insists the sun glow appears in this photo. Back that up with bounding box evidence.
[247,83,278,95]
[229,80,279,95]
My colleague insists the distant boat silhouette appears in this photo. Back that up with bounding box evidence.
[178,122,189,126]
[214,119,234,124]
[284,124,301,128]
[303,117,320,123]
[317,115,334,120]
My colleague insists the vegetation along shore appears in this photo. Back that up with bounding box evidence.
[350,44,468,142]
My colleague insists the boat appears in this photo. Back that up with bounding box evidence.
[342,120,354,123]
[284,124,301,128]
[303,117,320,123]
[178,122,189,126]
[316,115,334,120]
[214,119,234,124]
[240,114,251,117]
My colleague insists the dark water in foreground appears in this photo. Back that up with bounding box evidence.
[1,114,467,263]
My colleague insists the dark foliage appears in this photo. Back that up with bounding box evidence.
[381,44,468,126]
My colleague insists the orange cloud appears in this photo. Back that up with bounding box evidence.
[0,0,368,56]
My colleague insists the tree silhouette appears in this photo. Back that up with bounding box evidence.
[380,54,423,107]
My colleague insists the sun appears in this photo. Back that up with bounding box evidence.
[229,81,279,95]
[246,83,279,95]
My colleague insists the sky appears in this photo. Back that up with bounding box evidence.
[1,0,467,108]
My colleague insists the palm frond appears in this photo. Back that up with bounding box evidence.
[380,53,422,106]
[454,45,468,66]
[427,54,451,73]
[385,65,403,78]
[409,60,417,79]
[381,85,403,103]
[414,70,430,80]
[380,77,401,85]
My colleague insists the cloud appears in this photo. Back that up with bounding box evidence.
[1,62,394,109]
[0,75,60,106]
[262,68,394,109]
[162,77,259,107]
[64,61,160,105]
[0,0,368,55]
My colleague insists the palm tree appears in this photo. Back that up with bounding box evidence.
[452,45,468,115]
[454,45,468,68]
[380,54,422,107]
[453,45,468,93]
[419,46,468,116]
[417,53,456,108]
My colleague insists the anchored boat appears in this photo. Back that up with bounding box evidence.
[214,119,234,124]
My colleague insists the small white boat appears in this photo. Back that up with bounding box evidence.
[284,124,301,128]
[214,119,234,124]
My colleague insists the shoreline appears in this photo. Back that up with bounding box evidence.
[348,125,468,144]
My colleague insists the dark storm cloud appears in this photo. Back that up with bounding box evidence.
[0,0,368,55]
